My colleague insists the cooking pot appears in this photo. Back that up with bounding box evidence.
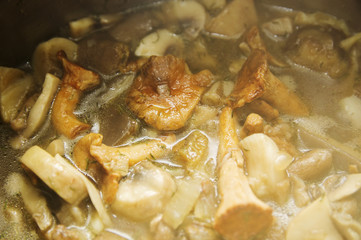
[1,0,361,239]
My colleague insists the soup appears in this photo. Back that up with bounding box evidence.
[1,0,361,239]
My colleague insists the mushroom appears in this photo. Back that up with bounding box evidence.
[262,17,293,38]
[246,26,287,67]
[126,55,213,130]
[294,11,350,36]
[52,51,100,139]
[228,49,309,116]
[32,37,78,84]
[240,133,293,202]
[20,145,111,226]
[77,32,130,75]
[339,95,361,130]
[69,17,97,39]
[196,0,226,11]
[172,130,209,169]
[135,29,184,58]
[205,0,258,39]
[20,73,60,138]
[88,134,174,204]
[109,11,161,44]
[0,72,34,123]
[287,149,333,181]
[214,107,273,240]
[162,177,202,229]
[286,27,349,79]
[111,161,176,221]
[162,0,206,39]
[286,197,343,240]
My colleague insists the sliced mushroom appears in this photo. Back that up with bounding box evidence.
[205,0,258,39]
[69,17,97,39]
[52,51,100,139]
[286,197,343,240]
[214,107,273,240]
[1,74,34,123]
[135,29,184,58]
[21,73,60,138]
[228,49,309,116]
[20,146,88,205]
[126,55,213,130]
[162,0,206,38]
[32,37,78,84]
[162,177,202,229]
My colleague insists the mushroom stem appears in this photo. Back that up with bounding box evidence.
[214,107,273,240]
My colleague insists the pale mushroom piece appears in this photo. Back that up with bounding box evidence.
[340,32,361,51]
[20,146,88,205]
[205,0,258,39]
[135,29,184,57]
[32,37,78,85]
[0,66,25,92]
[52,51,100,139]
[46,138,65,157]
[162,0,206,38]
[289,175,311,207]
[162,177,202,229]
[21,73,60,138]
[286,197,343,240]
[331,212,361,240]
[6,173,55,234]
[240,113,264,137]
[228,49,309,116]
[196,0,225,11]
[240,133,293,202]
[328,174,361,202]
[287,149,333,181]
[69,17,97,39]
[214,107,273,240]
[339,95,361,130]
[1,74,34,123]
[262,17,293,37]
[294,11,350,36]
[112,161,176,222]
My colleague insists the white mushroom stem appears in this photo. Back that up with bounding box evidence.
[214,107,273,240]
[22,73,60,138]
[20,146,88,205]
[20,145,112,226]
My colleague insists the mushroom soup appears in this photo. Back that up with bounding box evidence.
[1,0,361,239]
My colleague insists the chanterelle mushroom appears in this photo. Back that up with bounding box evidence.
[214,106,273,240]
[126,55,213,130]
[52,51,100,139]
[228,49,309,116]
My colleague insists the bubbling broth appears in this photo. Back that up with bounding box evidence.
[2,0,361,239]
